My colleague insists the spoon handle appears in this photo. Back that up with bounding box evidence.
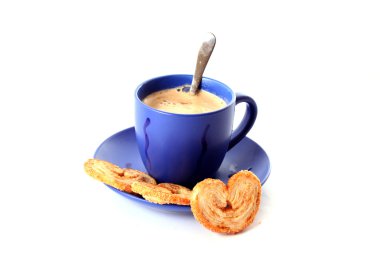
[190,33,216,95]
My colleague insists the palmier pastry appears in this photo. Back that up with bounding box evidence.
[84,159,156,193]
[190,170,261,234]
[131,182,191,205]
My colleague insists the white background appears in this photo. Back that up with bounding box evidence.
[1,0,379,252]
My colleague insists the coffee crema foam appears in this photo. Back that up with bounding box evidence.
[143,86,227,114]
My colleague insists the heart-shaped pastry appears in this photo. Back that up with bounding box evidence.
[84,159,157,193]
[190,170,261,234]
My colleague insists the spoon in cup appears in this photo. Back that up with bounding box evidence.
[189,33,216,95]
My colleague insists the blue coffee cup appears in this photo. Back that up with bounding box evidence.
[135,74,257,186]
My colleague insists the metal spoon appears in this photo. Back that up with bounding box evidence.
[189,33,216,95]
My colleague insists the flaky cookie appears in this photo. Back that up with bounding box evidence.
[131,182,191,205]
[84,159,156,193]
[190,170,261,234]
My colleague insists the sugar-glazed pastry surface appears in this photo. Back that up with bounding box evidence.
[190,170,261,234]
[131,181,191,205]
[84,159,157,193]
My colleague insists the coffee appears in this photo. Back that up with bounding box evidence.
[143,86,226,114]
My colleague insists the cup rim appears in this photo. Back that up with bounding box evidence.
[135,74,236,117]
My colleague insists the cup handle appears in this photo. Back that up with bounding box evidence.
[228,93,258,150]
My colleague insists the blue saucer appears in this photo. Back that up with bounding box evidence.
[94,127,270,212]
